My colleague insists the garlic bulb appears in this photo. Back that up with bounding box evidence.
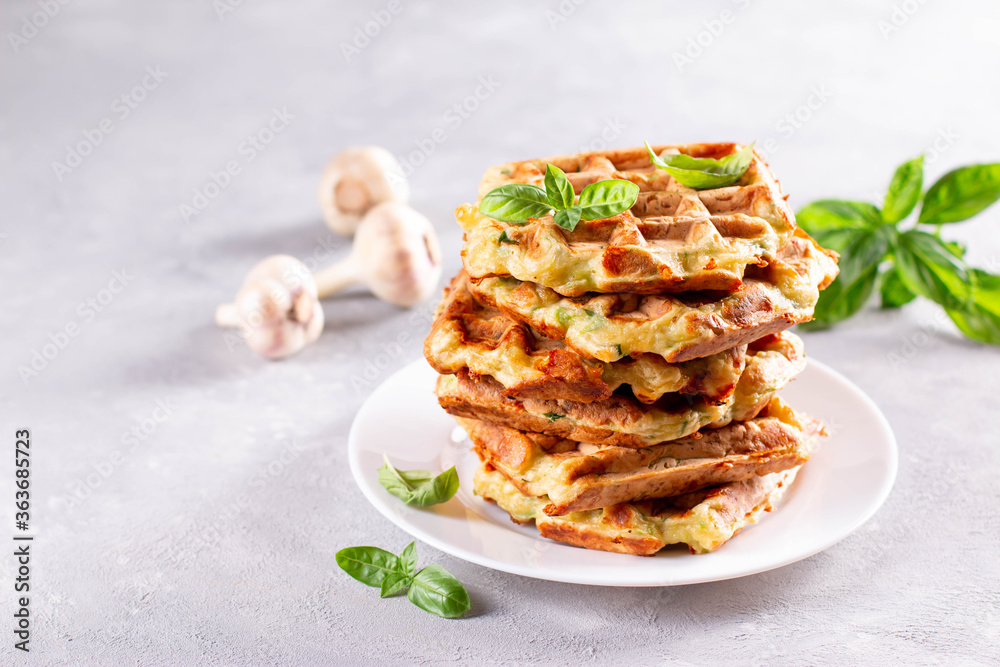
[317,146,409,236]
[215,255,324,359]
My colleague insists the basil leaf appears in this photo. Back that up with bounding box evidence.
[497,230,518,245]
[544,163,575,210]
[800,226,889,328]
[377,456,431,501]
[408,466,459,507]
[377,455,459,507]
[379,572,411,598]
[893,230,974,310]
[947,308,1000,345]
[399,541,418,577]
[797,200,883,235]
[645,141,754,189]
[883,156,924,224]
[336,546,404,588]
[407,565,471,619]
[918,163,1000,225]
[801,266,879,330]
[879,262,917,309]
[479,184,552,223]
[811,224,889,282]
[577,180,639,221]
[337,542,471,618]
[553,206,582,231]
[946,270,1000,344]
[944,240,966,259]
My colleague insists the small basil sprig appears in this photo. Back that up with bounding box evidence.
[478,163,639,231]
[336,542,471,618]
[798,155,1000,345]
[644,141,755,189]
[378,454,459,507]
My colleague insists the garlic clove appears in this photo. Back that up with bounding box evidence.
[318,146,409,236]
[292,290,314,325]
[237,279,293,326]
[246,319,306,360]
[303,301,325,344]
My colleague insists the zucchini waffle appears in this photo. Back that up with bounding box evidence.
[460,396,821,514]
[461,143,798,296]
[435,333,806,447]
[469,229,837,363]
[474,462,801,555]
[425,271,748,404]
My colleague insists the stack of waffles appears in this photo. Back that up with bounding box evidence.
[424,144,839,555]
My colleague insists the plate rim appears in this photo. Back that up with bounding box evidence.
[348,357,898,587]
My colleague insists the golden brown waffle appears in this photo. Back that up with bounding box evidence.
[470,228,838,364]
[425,271,748,404]
[460,143,798,296]
[435,333,806,447]
[460,396,820,514]
[474,462,800,555]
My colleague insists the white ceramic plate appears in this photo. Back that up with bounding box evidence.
[348,358,897,587]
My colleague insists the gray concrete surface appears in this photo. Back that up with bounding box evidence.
[2,1,1000,664]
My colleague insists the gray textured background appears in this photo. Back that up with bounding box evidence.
[3,1,1000,664]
